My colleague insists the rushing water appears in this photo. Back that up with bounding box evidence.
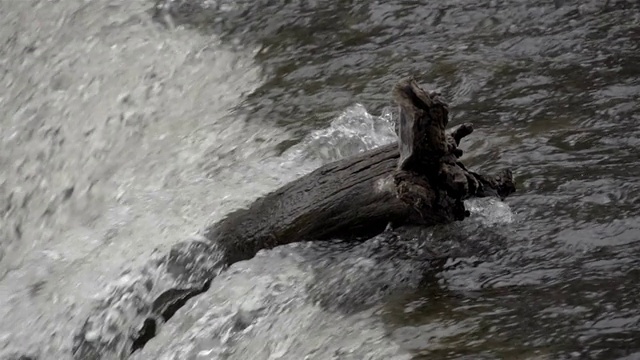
[1,0,639,359]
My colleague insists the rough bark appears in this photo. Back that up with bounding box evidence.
[206,78,514,264]
[71,78,515,360]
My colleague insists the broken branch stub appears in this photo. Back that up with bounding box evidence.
[392,77,515,224]
[394,78,451,172]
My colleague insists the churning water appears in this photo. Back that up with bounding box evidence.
[1,0,639,359]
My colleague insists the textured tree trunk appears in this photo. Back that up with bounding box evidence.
[206,78,515,264]
[72,78,515,360]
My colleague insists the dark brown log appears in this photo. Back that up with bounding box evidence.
[392,78,515,225]
[71,78,515,360]
[204,142,408,264]
[206,78,514,265]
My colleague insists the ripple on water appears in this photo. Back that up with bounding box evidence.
[2,0,640,358]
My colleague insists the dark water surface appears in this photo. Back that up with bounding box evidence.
[1,0,640,359]
[155,1,640,357]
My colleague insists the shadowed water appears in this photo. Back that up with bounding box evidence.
[1,0,639,359]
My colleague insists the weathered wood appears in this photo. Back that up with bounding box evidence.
[204,143,408,264]
[206,78,515,265]
[396,81,450,171]
[71,78,515,360]
[392,78,515,225]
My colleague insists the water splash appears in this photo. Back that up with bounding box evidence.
[282,104,396,167]
[131,239,416,360]
[0,0,265,357]
[52,103,400,359]
[464,197,515,225]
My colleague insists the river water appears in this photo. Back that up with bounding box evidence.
[1,0,639,359]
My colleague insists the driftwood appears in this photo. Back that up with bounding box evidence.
[207,78,514,263]
[71,78,515,360]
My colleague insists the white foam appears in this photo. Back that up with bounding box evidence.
[465,197,515,225]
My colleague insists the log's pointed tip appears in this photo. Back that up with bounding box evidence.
[399,75,419,85]
[393,76,436,111]
[393,76,423,94]
[393,77,415,99]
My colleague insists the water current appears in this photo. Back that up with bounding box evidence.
[1,0,639,359]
